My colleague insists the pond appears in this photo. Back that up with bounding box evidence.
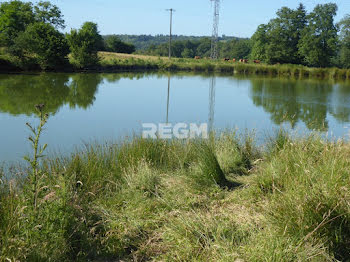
[1,72,350,164]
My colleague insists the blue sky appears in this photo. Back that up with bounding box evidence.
[29,0,350,37]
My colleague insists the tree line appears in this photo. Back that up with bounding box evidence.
[142,3,350,69]
[1,1,350,70]
[250,3,350,68]
[142,37,251,59]
[0,0,135,70]
[116,34,238,50]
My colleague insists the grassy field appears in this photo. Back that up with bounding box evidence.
[98,52,350,80]
[1,129,350,261]
[99,51,169,61]
[2,49,350,80]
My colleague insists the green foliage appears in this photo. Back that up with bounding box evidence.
[250,24,269,61]
[0,1,65,46]
[0,73,101,116]
[0,0,34,45]
[67,22,103,68]
[114,34,237,51]
[12,22,69,70]
[267,4,306,64]
[251,3,340,68]
[338,15,350,68]
[104,35,135,53]
[298,3,339,67]
[250,4,307,64]
[34,1,65,29]
[144,37,250,59]
[219,38,251,59]
[0,0,66,70]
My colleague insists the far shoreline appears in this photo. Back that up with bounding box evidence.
[1,52,350,81]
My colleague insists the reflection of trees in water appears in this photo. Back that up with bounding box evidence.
[0,74,71,116]
[0,73,103,116]
[328,84,350,122]
[249,78,350,131]
[0,72,163,116]
[67,74,102,109]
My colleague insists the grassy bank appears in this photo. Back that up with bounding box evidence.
[98,52,350,80]
[2,50,350,80]
[1,130,350,261]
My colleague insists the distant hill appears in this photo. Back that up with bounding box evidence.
[103,34,246,50]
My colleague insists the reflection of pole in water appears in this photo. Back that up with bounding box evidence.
[166,76,171,124]
[209,77,216,133]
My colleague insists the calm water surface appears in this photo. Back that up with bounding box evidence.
[1,72,350,164]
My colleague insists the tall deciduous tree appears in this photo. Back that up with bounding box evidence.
[67,22,103,68]
[298,3,338,67]
[0,1,65,46]
[0,1,34,45]
[13,22,69,70]
[250,24,269,61]
[250,4,306,64]
[34,1,65,29]
[219,39,251,59]
[338,15,350,68]
[266,4,307,64]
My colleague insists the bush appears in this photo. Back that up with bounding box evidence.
[67,22,103,68]
[11,22,69,70]
[104,35,135,54]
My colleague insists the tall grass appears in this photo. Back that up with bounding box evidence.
[1,128,350,261]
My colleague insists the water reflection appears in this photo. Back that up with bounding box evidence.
[0,73,101,116]
[208,77,216,133]
[1,72,350,164]
[0,74,70,116]
[166,75,170,123]
[249,78,350,131]
[1,73,350,134]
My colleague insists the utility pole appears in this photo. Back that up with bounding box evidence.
[166,8,175,59]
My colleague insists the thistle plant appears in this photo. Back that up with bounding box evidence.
[24,104,49,209]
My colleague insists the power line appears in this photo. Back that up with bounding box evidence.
[210,0,220,60]
[166,8,175,59]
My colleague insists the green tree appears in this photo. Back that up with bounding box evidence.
[181,48,194,58]
[250,24,269,61]
[13,22,69,70]
[220,39,251,59]
[298,3,339,67]
[250,4,306,64]
[0,0,34,45]
[34,1,65,29]
[67,22,103,68]
[338,15,350,68]
[196,38,211,57]
[104,35,135,53]
[266,4,306,64]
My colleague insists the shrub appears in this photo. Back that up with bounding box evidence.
[67,22,103,68]
[11,22,69,70]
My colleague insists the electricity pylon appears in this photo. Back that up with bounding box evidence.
[210,0,220,60]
